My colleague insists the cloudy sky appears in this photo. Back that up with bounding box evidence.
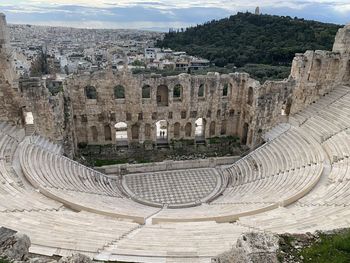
[0,0,349,31]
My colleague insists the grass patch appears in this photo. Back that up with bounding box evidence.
[0,259,10,263]
[94,158,152,167]
[94,159,129,167]
[300,230,350,263]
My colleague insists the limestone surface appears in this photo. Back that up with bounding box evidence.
[0,227,31,262]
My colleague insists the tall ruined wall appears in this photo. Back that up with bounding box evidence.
[66,69,291,148]
[0,13,22,124]
[1,10,349,154]
[19,77,74,156]
[333,24,350,54]
[290,23,350,114]
[67,71,254,146]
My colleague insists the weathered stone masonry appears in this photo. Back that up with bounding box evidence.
[1,11,350,155]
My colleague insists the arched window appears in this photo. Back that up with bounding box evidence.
[330,59,340,76]
[308,59,322,82]
[114,85,125,99]
[157,85,169,106]
[115,122,128,145]
[344,60,350,81]
[145,123,151,139]
[131,124,139,140]
[209,121,216,137]
[221,120,227,135]
[222,83,228,96]
[247,87,254,105]
[195,118,205,139]
[185,122,192,137]
[79,127,88,144]
[104,125,112,141]
[198,84,204,97]
[173,84,183,100]
[142,85,151,98]
[242,123,249,145]
[174,122,181,138]
[156,120,168,142]
[85,86,97,99]
[91,126,98,142]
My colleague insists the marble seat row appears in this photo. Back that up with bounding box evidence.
[98,221,250,261]
[20,141,122,197]
[289,85,350,126]
[299,93,350,142]
[238,204,350,234]
[30,135,62,155]
[236,86,350,234]
[20,139,158,223]
[0,209,138,257]
[262,123,290,141]
[225,127,323,189]
[322,130,350,162]
[0,124,61,212]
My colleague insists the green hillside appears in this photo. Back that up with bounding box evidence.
[157,12,341,68]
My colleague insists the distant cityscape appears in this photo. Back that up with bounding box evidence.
[9,24,210,82]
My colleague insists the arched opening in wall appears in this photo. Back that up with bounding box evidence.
[114,85,125,99]
[142,85,151,98]
[209,121,216,137]
[195,118,205,141]
[79,128,88,145]
[174,122,181,138]
[104,125,112,141]
[281,100,292,116]
[248,130,253,145]
[221,120,227,135]
[247,87,253,105]
[309,59,322,82]
[185,122,192,137]
[85,86,97,99]
[344,60,350,81]
[222,84,228,97]
[156,120,168,143]
[91,126,98,142]
[157,85,169,106]
[173,84,183,101]
[242,123,249,145]
[198,84,205,98]
[330,59,340,76]
[145,123,151,140]
[115,122,128,146]
[131,124,139,140]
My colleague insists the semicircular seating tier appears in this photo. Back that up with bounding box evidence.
[0,85,350,262]
[19,139,159,224]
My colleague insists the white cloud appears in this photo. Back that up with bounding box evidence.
[1,0,349,11]
[332,3,350,13]
[10,18,190,30]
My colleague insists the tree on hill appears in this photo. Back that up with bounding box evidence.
[157,12,341,67]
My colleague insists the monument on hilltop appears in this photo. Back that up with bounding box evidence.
[255,6,260,15]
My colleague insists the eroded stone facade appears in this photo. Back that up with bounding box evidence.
[66,70,264,147]
[0,14,22,124]
[1,12,350,154]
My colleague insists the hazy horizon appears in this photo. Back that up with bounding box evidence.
[1,0,349,32]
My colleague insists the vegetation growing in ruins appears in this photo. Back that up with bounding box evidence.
[300,230,350,262]
[277,230,350,263]
[157,12,340,77]
[132,64,290,83]
[78,136,245,167]
[236,64,291,82]
[0,259,10,263]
